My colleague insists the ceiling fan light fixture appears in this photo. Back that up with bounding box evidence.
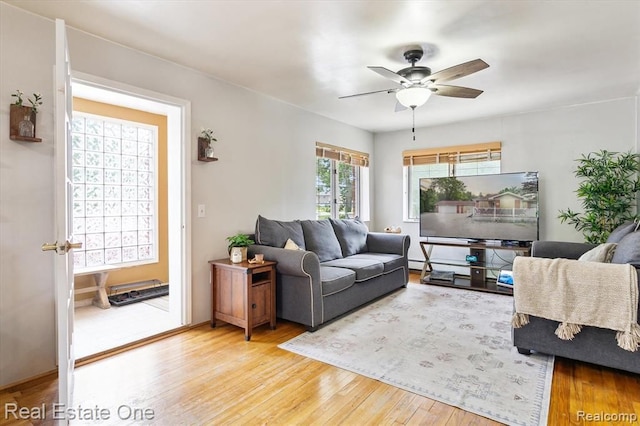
[396,87,431,108]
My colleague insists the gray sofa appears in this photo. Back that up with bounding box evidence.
[513,222,640,374]
[248,215,410,330]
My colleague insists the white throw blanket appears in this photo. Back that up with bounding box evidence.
[512,257,640,352]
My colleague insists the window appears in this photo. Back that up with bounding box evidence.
[71,113,158,271]
[403,142,501,221]
[316,142,369,220]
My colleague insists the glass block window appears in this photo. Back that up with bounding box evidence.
[72,113,158,271]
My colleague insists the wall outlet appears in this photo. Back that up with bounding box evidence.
[197,204,205,218]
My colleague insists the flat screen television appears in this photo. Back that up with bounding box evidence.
[419,171,539,243]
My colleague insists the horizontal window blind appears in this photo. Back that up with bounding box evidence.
[316,142,369,167]
[402,141,501,166]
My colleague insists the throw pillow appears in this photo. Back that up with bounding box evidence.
[611,231,640,266]
[329,217,368,257]
[578,243,617,263]
[254,215,305,249]
[300,219,343,262]
[606,221,639,243]
[284,238,301,250]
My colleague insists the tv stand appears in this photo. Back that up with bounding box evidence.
[419,240,531,295]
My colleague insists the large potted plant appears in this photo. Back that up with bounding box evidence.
[226,233,254,263]
[558,150,640,243]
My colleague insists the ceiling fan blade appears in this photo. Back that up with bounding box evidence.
[430,84,484,98]
[368,66,412,86]
[338,88,398,99]
[421,59,489,84]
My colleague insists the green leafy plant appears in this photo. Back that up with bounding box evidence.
[226,233,254,251]
[558,150,640,243]
[200,128,217,143]
[12,90,43,114]
[11,89,24,106]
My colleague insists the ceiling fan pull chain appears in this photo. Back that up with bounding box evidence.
[412,106,416,141]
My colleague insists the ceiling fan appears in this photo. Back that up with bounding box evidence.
[339,48,489,111]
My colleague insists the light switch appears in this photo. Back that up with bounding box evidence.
[197,204,205,218]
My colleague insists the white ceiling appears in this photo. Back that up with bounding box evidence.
[6,0,640,133]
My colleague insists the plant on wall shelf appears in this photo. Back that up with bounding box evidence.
[558,149,640,243]
[200,128,217,144]
[12,89,43,114]
[199,128,217,159]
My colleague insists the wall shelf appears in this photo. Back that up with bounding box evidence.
[9,105,42,143]
[10,135,42,143]
[197,137,217,162]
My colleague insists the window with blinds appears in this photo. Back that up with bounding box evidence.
[403,142,501,221]
[316,142,369,220]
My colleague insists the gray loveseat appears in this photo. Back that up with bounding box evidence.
[248,215,410,330]
[513,222,640,374]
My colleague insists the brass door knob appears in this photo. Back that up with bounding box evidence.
[41,241,83,253]
[65,241,82,251]
[42,242,59,252]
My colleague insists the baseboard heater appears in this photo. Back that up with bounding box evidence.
[107,279,168,307]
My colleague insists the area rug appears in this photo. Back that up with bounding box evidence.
[279,283,554,426]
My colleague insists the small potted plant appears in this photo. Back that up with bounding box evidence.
[11,89,43,139]
[200,128,217,159]
[226,233,255,263]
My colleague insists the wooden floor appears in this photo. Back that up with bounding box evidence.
[2,276,640,425]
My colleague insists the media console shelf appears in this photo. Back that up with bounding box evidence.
[419,240,531,295]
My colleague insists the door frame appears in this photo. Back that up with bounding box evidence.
[71,71,192,325]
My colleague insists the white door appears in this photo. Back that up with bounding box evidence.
[42,19,76,423]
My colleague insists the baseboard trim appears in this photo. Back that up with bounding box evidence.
[75,325,190,367]
[0,369,58,393]
[2,322,208,391]
[74,298,94,307]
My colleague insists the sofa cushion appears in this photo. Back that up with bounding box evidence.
[611,231,640,267]
[255,215,305,249]
[301,220,343,262]
[346,253,405,274]
[330,218,369,257]
[322,257,384,282]
[607,221,639,243]
[320,266,355,296]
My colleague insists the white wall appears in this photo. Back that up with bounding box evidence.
[0,4,373,386]
[373,98,638,265]
[0,5,57,388]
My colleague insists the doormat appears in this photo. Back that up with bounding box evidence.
[108,285,169,307]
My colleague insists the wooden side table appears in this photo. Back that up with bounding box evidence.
[208,258,277,341]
